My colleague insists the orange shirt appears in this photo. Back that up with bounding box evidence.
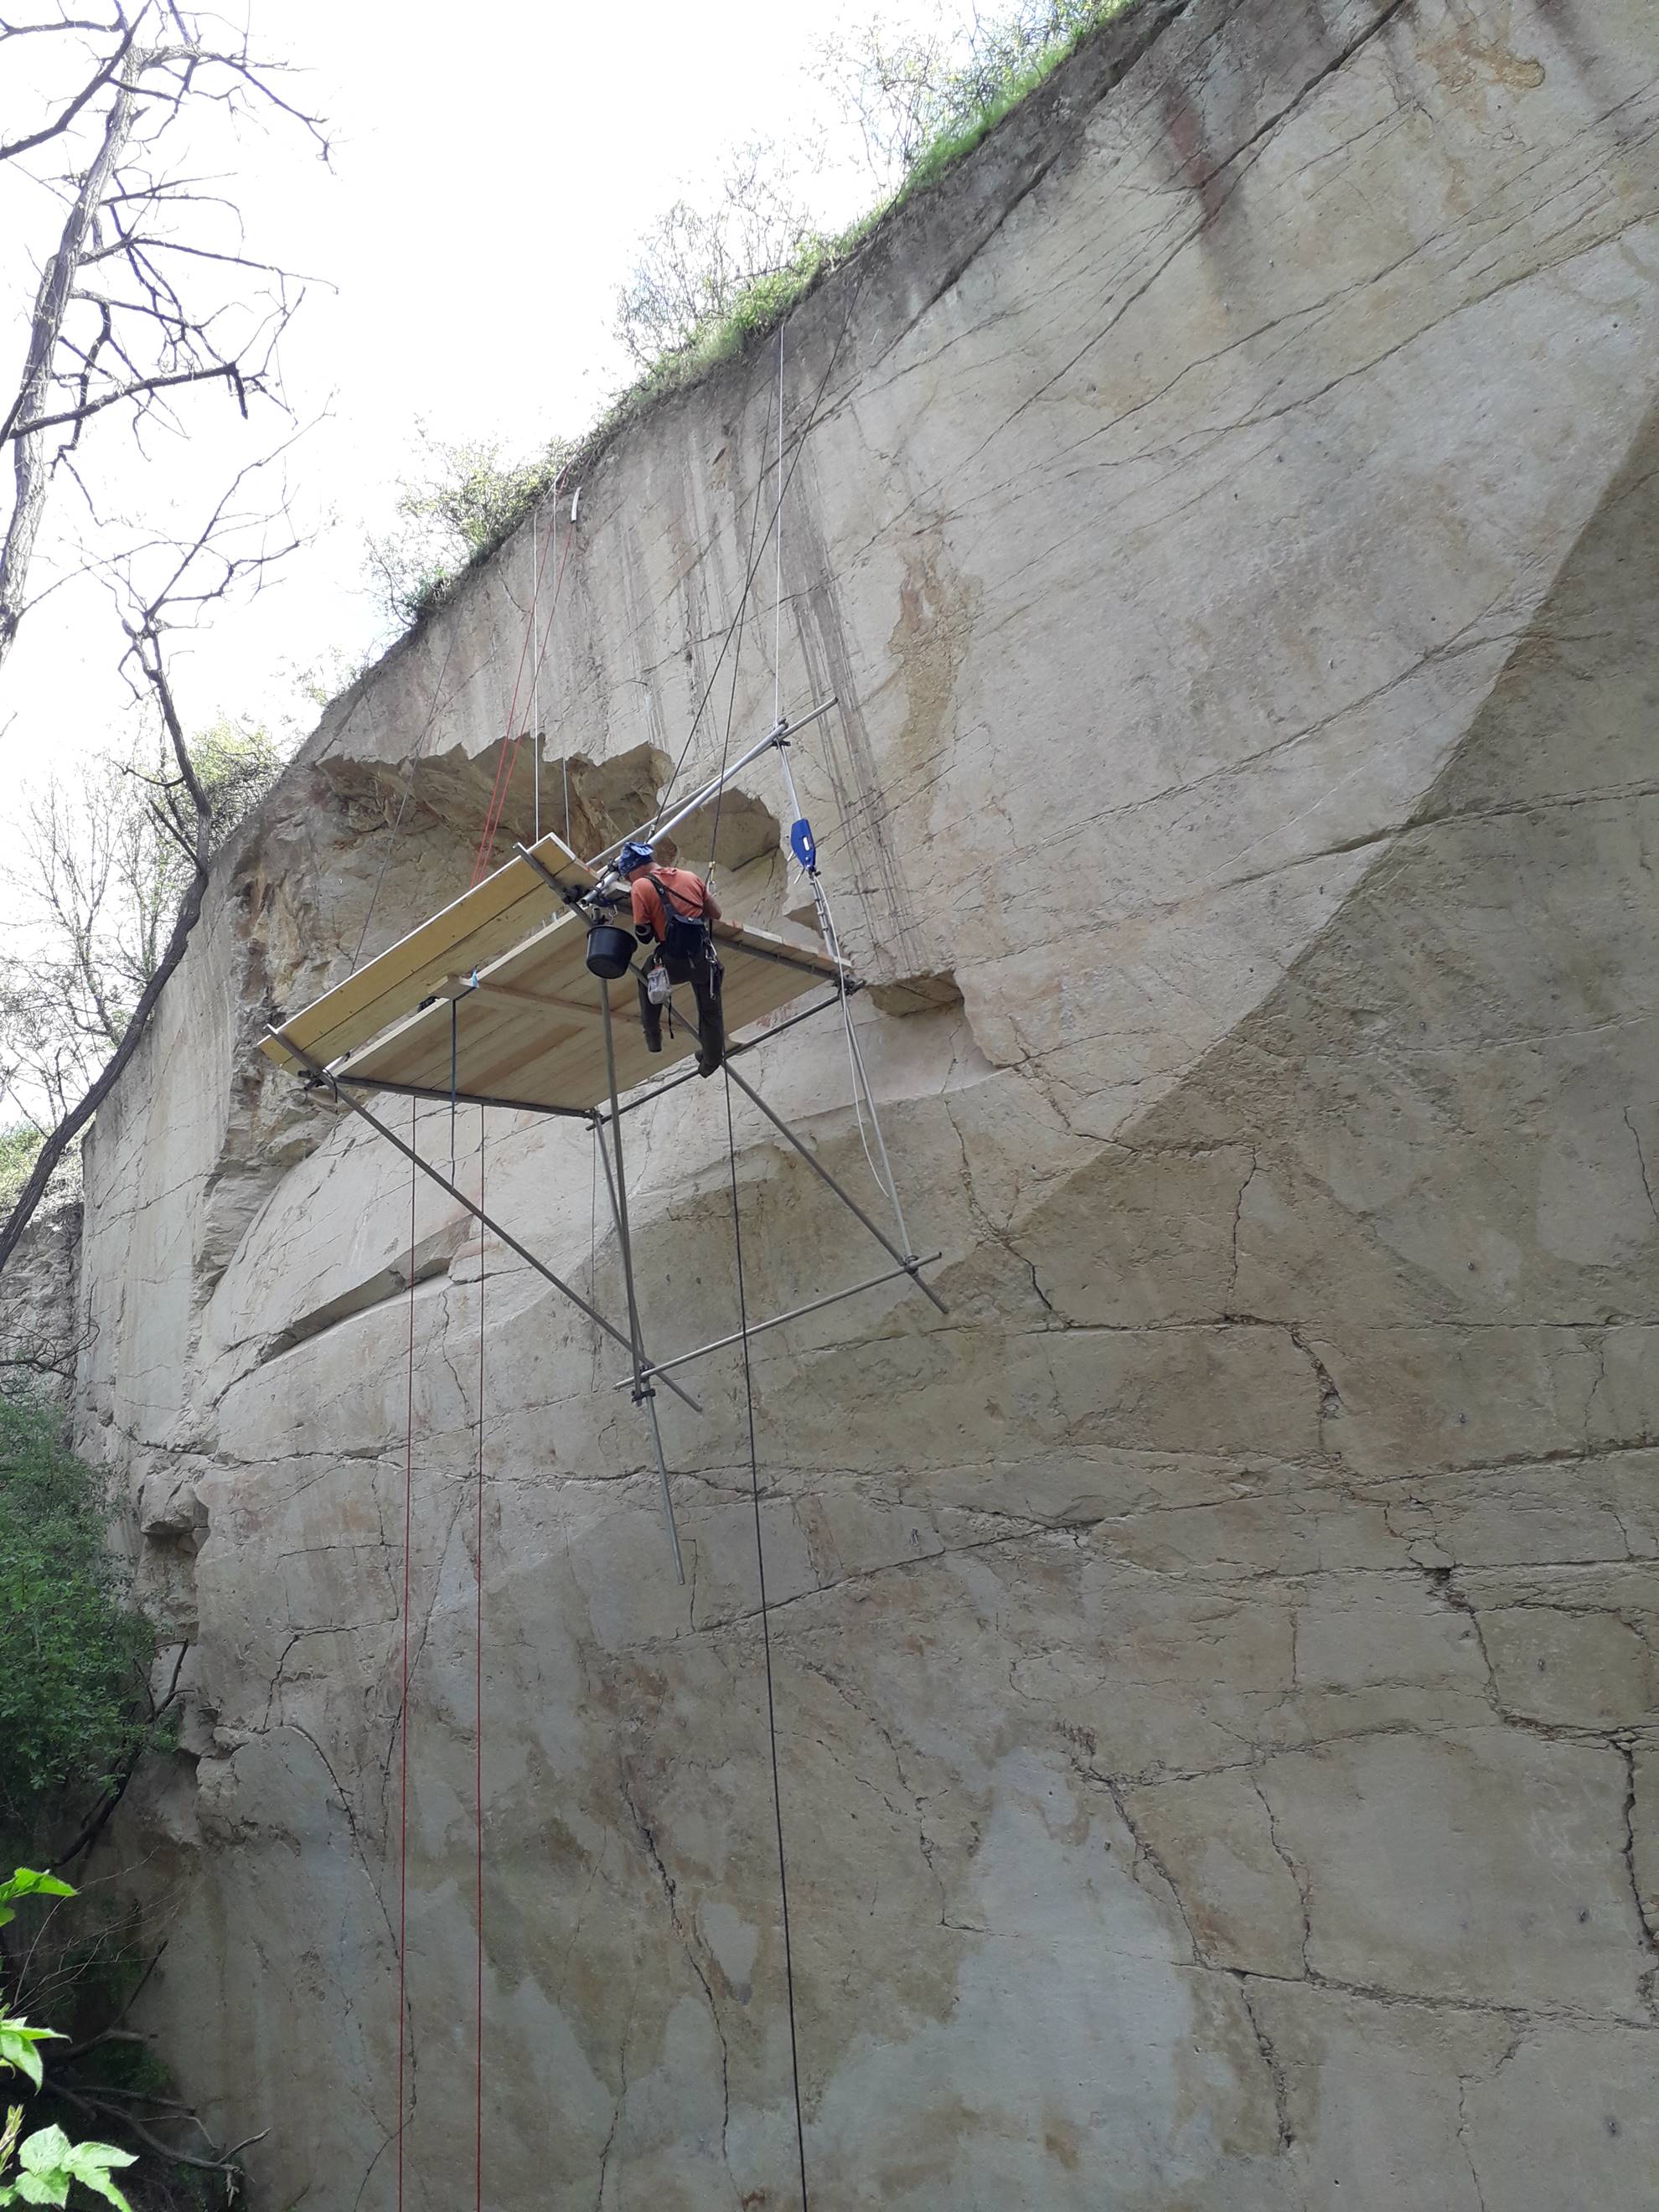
[630,866,721,944]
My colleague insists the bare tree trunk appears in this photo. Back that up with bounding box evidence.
[0,65,139,676]
[0,638,209,1270]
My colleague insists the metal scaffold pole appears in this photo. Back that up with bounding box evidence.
[724,1062,949,1315]
[266,1029,704,1417]
[597,979,686,1582]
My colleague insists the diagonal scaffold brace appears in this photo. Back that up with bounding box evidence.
[265,1027,703,1420]
[609,1059,949,1393]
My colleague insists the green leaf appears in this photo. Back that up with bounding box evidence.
[59,2144,135,2212]
[13,2176,68,2207]
[0,1872,75,1930]
[74,2184,132,2212]
[0,2025,64,2091]
[17,2124,70,2173]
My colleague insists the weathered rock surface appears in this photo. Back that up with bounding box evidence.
[0,1198,83,1403]
[68,0,1659,2204]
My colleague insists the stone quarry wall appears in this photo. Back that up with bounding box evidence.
[69,1,1659,2204]
[0,1199,82,1404]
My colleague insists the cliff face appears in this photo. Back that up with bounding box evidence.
[70,1,1659,2204]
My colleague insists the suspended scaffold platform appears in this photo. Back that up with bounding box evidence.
[261,705,947,1583]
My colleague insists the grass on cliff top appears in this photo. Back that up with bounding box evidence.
[402,0,1144,625]
[577,0,1145,442]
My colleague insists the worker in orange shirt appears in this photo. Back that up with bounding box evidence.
[616,840,726,1076]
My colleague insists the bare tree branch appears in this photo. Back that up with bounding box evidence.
[0,3,325,673]
[0,3,137,167]
[0,458,299,1266]
[11,351,247,434]
[52,2083,266,2177]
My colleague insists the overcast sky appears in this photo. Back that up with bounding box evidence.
[2,0,955,789]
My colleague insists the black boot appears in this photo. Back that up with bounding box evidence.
[693,952,726,1077]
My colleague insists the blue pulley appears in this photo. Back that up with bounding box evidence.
[790,817,817,871]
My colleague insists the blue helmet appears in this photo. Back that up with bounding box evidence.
[616,840,657,873]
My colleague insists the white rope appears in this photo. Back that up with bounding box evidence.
[588,1121,600,1353]
[532,498,542,844]
[804,864,912,1256]
[773,323,784,734]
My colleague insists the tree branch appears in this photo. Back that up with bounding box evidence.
[10,353,247,437]
[0,7,138,166]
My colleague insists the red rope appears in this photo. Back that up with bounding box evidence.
[473,1113,486,2211]
[469,509,577,886]
[397,1098,417,2211]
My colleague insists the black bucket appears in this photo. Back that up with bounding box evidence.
[585,923,636,980]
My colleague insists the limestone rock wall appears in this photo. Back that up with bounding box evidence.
[0,1199,82,1404]
[72,1,1659,2204]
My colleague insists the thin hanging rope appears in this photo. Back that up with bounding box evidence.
[721,1067,810,2210]
[532,501,542,845]
[396,1098,417,2212]
[470,518,558,886]
[449,1000,458,1181]
[773,323,784,735]
[705,385,780,876]
[705,433,809,2199]
[654,258,873,836]
[473,1109,486,2212]
[588,1123,601,1352]
[475,510,577,879]
[471,501,577,888]
[350,633,460,975]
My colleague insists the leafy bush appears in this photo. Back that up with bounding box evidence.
[372,1,1147,643]
[1,1869,137,2209]
[0,1397,158,1841]
[0,1134,44,1219]
[614,138,824,371]
[596,1,1144,424]
[365,425,571,628]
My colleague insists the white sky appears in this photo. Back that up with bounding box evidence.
[1,0,957,788]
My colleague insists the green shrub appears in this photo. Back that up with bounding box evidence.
[381,0,1148,640]
[1,1870,138,2209]
[0,1133,44,1219]
[0,1397,158,1841]
[586,1,1144,442]
[365,427,571,628]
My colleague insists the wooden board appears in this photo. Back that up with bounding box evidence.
[262,834,846,1114]
[261,830,598,1074]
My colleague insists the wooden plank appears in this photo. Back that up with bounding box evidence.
[261,829,597,1072]
[263,819,847,1109]
[710,917,839,981]
[332,959,818,1107]
[472,979,607,1026]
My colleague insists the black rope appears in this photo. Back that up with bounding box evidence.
[721,1065,810,2209]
